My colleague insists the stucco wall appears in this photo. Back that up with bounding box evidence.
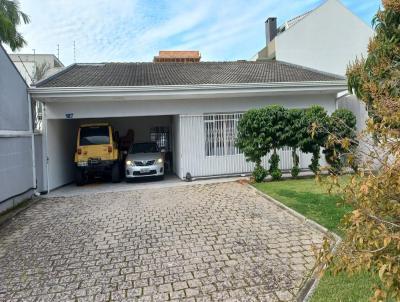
[45,93,338,120]
[275,0,374,76]
[0,45,34,210]
[0,46,30,131]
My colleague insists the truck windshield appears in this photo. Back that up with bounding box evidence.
[129,143,159,154]
[79,126,110,145]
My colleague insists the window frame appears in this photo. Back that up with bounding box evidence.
[203,113,243,157]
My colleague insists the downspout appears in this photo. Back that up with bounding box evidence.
[43,103,50,194]
[27,94,37,193]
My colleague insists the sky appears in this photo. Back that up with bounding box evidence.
[9,0,380,66]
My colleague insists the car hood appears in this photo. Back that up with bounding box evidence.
[126,152,162,161]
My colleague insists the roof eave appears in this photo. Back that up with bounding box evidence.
[29,81,347,102]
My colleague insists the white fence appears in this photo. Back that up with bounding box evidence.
[179,114,312,178]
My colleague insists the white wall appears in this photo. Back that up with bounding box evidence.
[46,119,80,191]
[46,94,338,119]
[275,0,374,76]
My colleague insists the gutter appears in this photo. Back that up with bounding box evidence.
[29,81,347,100]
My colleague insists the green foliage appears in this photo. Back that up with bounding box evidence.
[236,109,269,165]
[300,106,329,174]
[252,163,267,183]
[236,105,288,178]
[324,109,358,174]
[0,0,30,51]
[268,152,282,180]
[318,2,400,301]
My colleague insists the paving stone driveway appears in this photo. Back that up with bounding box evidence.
[0,182,324,302]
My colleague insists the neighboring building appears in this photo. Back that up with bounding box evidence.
[9,53,64,84]
[154,51,201,63]
[252,0,374,133]
[30,61,346,192]
[0,44,36,213]
[252,0,374,76]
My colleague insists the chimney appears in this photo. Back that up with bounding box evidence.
[265,17,277,45]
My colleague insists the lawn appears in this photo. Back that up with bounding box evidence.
[253,177,377,302]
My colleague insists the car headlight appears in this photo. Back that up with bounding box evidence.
[126,160,134,166]
[157,158,163,164]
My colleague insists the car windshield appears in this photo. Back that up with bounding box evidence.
[79,126,110,145]
[129,143,159,154]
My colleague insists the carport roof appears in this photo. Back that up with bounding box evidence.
[35,61,344,88]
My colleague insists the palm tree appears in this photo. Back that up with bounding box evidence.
[0,0,30,51]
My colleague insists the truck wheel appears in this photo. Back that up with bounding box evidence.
[75,168,86,186]
[111,164,121,183]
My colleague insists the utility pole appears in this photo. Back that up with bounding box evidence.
[73,41,76,63]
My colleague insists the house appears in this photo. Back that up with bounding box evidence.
[9,53,64,84]
[252,0,374,133]
[252,0,374,76]
[0,44,37,213]
[154,51,201,63]
[29,60,346,192]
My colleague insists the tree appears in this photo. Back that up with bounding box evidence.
[285,109,307,177]
[236,108,269,182]
[323,109,357,174]
[299,106,329,174]
[317,1,400,300]
[0,0,30,51]
[262,105,287,180]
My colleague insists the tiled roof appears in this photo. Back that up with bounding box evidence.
[36,61,344,88]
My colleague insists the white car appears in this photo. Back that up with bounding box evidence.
[125,142,164,180]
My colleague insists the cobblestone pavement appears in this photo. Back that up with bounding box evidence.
[0,182,324,302]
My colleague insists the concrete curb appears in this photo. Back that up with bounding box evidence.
[247,184,342,302]
[0,196,42,228]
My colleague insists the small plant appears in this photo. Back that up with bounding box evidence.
[252,163,267,182]
[290,150,300,178]
[268,152,282,181]
[309,149,320,174]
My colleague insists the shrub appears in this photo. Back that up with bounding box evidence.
[323,109,357,174]
[268,152,282,180]
[300,106,329,174]
[252,164,267,182]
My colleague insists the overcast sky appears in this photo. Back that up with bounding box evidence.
[9,0,380,66]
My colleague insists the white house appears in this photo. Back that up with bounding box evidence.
[252,0,375,133]
[29,61,347,192]
[252,0,374,76]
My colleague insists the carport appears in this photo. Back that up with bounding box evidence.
[40,115,176,192]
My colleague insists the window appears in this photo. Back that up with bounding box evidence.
[150,127,170,151]
[79,126,110,145]
[204,113,243,156]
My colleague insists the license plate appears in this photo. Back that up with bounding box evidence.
[140,168,150,173]
[77,161,88,167]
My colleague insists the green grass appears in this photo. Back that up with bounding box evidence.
[253,177,377,302]
[253,177,351,235]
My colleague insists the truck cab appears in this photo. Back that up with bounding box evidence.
[74,123,121,185]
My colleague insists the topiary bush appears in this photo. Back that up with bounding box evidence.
[252,163,268,182]
[268,152,282,180]
[291,151,300,178]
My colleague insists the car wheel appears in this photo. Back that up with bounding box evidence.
[75,168,86,186]
[111,164,121,183]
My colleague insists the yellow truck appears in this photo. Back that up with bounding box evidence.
[74,123,121,185]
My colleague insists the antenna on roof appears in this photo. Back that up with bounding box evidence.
[57,44,60,60]
[73,41,76,63]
